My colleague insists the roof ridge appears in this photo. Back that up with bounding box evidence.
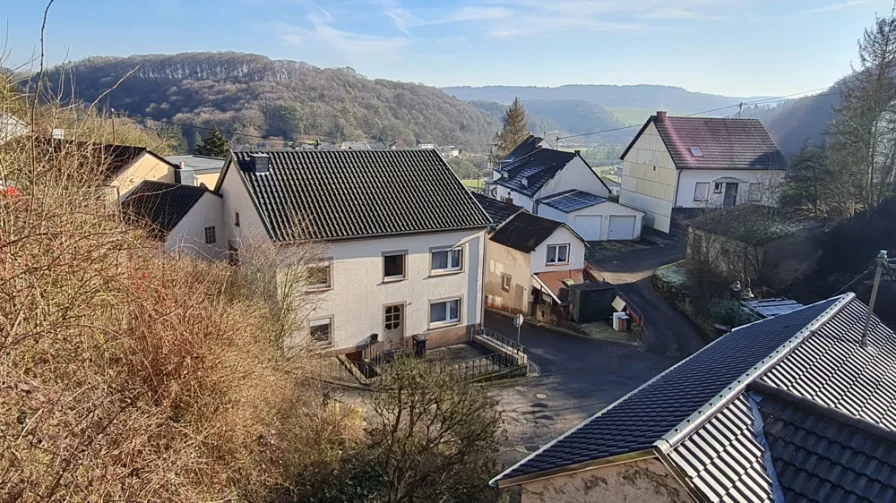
[655,293,856,452]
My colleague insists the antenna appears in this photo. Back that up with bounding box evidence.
[861,250,890,348]
[737,102,743,119]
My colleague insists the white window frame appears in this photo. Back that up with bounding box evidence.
[501,273,512,292]
[694,182,709,202]
[309,316,333,347]
[383,250,407,282]
[546,243,570,266]
[204,226,216,244]
[430,246,464,275]
[748,183,762,202]
[306,258,332,292]
[429,297,461,327]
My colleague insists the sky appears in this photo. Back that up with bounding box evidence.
[3,0,893,97]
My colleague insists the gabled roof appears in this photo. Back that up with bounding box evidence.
[166,155,226,172]
[500,135,544,163]
[493,294,896,499]
[13,137,175,182]
[470,192,524,227]
[620,114,787,171]
[120,181,213,238]
[494,148,577,197]
[224,149,490,242]
[489,211,584,253]
[537,189,608,213]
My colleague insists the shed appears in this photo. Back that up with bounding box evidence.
[536,189,645,241]
[568,282,617,324]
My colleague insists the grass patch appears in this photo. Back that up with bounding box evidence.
[461,178,485,189]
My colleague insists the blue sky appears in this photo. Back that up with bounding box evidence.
[3,0,892,97]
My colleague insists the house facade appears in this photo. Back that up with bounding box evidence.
[492,293,896,503]
[536,189,645,241]
[620,112,787,233]
[215,149,490,354]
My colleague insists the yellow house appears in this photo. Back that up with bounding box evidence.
[165,155,225,189]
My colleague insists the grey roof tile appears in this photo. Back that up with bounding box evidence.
[470,192,523,226]
[120,181,210,238]
[230,149,490,242]
[500,135,544,163]
[493,148,578,197]
[488,212,568,253]
[536,189,608,213]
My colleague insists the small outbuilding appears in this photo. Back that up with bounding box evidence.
[536,189,645,241]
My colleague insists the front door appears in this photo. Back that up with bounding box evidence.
[384,303,405,350]
[723,183,738,208]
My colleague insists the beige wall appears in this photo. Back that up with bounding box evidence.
[485,240,532,314]
[620,122,678,233]
[195,171,221,189]
[216,161,271,251]
[109,153,175,199]
[521,458,691,503]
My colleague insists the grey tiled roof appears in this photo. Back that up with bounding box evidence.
[121,181,210,238]
[621,115,787,171]
[470,192,523,227]
[494,149,577,197]
[229,149,490,242]
[537,189,607,213]
[488,212,566,253]
[500,135,543,163]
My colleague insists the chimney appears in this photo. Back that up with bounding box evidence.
[177,161,196,185]
[655,111,667,122]
[249,153,270,173]
[574,149,582,155]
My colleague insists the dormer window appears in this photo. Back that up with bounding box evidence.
[690,147,703,157]
[521,178,528,188]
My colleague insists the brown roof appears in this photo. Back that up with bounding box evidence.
[534,269,587,304]
[621,114,787,171]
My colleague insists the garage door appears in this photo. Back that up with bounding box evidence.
[573,215,602,241]
[607,215,636,240]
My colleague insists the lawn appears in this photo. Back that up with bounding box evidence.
[461,178,485,189]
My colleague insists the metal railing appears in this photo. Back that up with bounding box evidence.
[450,352,519,381]
[474,326,525,354]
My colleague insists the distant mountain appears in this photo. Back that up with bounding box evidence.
[741,86,842,156]
[32,52,499,151]
[470,99,628,143]
[443,84,772,114]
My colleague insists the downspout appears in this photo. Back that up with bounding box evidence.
[672,169,682,208]
[478,228,488,336]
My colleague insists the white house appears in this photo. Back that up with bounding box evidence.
[536,189,645,241]
[120,180,224,261]
[0,112,29,144]
[416,140,436,149]
[620,111,788,233]
[214,149,491,354]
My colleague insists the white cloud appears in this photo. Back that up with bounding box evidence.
[275,15,409,60]
[797,0,868,15]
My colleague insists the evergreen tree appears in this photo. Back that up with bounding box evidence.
[495,97,529,158]
[195,127,231,157]
[782,141,830,215]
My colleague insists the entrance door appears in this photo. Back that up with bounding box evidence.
[383,303,405,350]
[723,183,738,208]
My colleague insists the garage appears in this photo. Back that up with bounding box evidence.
[573,215,602,240]
[608,215,637,240]
[535,189,646,242]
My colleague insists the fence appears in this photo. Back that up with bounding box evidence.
[449,352,522,381]
[472,326,527,367]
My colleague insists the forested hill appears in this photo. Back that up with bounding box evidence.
[35,52,498,150]
[471,99,630,143]
[739,86,842,156]
[444,84,770,114]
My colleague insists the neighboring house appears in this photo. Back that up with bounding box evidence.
[471,192,524,230]
[166,155,226,188]
[339,140,371,150]
[416,140,436,149]
[499,134,546,166]
[120,180,224,261]
[485,211,592,323]
[0,112,29,144]
[441,145,460,158]
[492,293,896,503]
[214,149,491,354]
[536,189,645,241]
[620,111,788,233]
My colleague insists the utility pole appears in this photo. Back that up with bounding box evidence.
[861,250,889,347]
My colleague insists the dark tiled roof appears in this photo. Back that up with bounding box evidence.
[488,212,565,253]
[500,135,543,163]
[9,137,171,181]
[470,192,523,226]
[494,149,577,197]
[120,181,209,237]
[621,115,787,171]
[537,189,607,213]
[494,296,843,483]
[229,149,490,242]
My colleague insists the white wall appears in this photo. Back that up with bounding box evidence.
[165,192,225,261]
[676,169,786,208]
[216,160,271,249]
[534,202,644,241]
[620,122,678,233]
[289,229,486,351]
[530,226,586,274]
[536,156,610,199]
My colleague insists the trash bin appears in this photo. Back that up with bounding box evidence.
[412,334,427,357]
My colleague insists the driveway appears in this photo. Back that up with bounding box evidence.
[484,311,677,468]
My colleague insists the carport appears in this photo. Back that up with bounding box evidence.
[535,189,645,241]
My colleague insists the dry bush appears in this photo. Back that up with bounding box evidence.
[0,94,363,501]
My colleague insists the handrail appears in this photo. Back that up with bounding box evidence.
[475,326,525,354]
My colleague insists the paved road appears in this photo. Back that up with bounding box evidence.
[484,311,676,469]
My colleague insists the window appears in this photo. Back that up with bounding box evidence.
[306,260,332,291]
[501,273,512,292]
[748,183,761,202]
[430,298,461,326]
[234,212,240,227]
[204,226,216,244]
[309,317,333,346]
[383,252,406,281]
[713,182,724,194]
[546,244,569,265]
[384,304,402,331]
[694,182,710,201]
[431,247,463,273]
[690,146,703,157]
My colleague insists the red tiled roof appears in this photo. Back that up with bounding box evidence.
[621,115,787,171]
[534,269,586,304]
